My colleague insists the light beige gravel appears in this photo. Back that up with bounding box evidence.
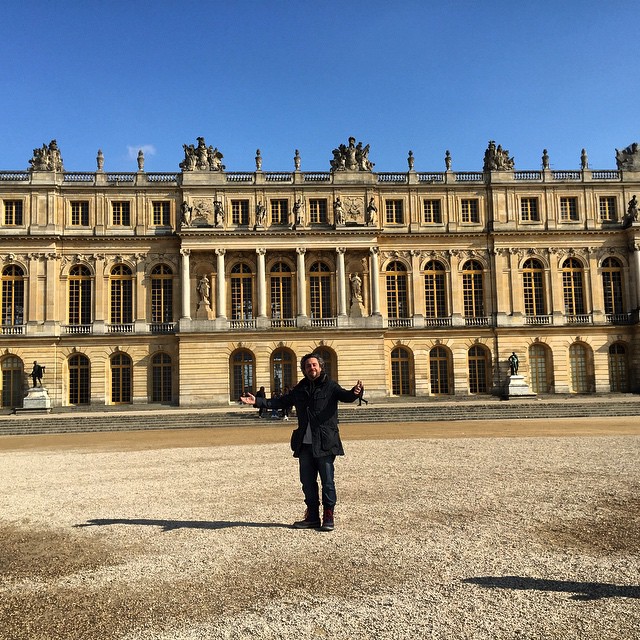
[0,418,638,640]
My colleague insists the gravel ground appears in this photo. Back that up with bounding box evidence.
[0,422,638,640]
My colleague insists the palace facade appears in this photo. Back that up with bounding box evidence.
[1,137,639,409]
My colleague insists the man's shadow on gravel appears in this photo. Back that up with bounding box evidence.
[464,576,640,601]
[75,518,291,532]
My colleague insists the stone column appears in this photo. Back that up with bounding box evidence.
[134,253,147,330]
[634,243,640,310]
[369,247,381,316]
[256,248,267,317]
[296,247,307,317]
[216,248,226,318]
[336,247,347,317]
[180,249,191,319]
[27,254,43,324]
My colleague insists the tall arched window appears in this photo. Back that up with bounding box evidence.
[528,343,552,394]
[314,347,336,381]
[468,345,490,394]
[602,257,624,315]
[462,260,484,318]
[1,355,23,408]
[69,265,92,326]
[2,265,24,328]
[151,352,173,403]
[562,258,585,316]
[429,346,452,395]
[69,353,90,405]
[522,258,546,316]
[111,352,132,403]
[230,349,255,400]
[271,348,295,393]
[309,262,332,319]
[231,263,254,320]
[423,261,447,318]
[110,265,133,325]
[569,343,591,393]
[391,346,413,395]
[386,261,409,318]
[608,343,629,392]
[270,262,293,319]
[151,264,173,324]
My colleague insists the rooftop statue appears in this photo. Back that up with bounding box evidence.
[180,136,225,172]
[29,139,64,172]
[615,142,640,171]
[330,136,374,172]
[483,140,514,171]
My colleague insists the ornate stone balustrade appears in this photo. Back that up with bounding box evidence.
[455,172,484,182]
[552,170,581,181]
[565,314,593,325]
[417,173,445,183]
[377,173,407,183]
[525,315,552,325]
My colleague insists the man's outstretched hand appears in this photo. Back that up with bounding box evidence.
[353,380,363,396]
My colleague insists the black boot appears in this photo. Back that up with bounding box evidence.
[293,507,320,529]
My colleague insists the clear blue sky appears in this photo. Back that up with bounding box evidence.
[1,1,638,173]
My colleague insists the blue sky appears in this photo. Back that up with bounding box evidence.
[1,1,638,173]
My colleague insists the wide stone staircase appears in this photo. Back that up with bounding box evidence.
[0,395,639,436]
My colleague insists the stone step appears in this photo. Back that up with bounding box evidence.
[0,398,638,436]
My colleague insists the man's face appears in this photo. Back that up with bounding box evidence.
[303,357,322,380]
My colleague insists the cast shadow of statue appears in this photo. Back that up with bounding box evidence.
[74,518,291,532]
[463,576,640,601]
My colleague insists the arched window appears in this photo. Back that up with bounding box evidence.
[69,353,90,405]
[602,257,624,316]
[151,264,173,324]
[569,343,592,393]
[314,347,336,381]
[309,262,332,319]
[429,346,452,395]
[270,262,293,319]
[110,265,133,325]
[111,352,132,404]
[230,349,255,400]
[2,265,24,327]
[522,259,546,316]
[462,260,484,318]
[608,343,629,392]
[1,355,24,408]
[423,261,446,318]
[231,263,254,320]
[69,265,92,326]
[271,348,295,393]
[528,343,552,394]
[151,352,172,403]
[468,345,490,394]
[386,261,409,319]
[562,258,585,316]
[391,347,413,395]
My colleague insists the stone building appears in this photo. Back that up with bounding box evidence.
[0,137,638,408]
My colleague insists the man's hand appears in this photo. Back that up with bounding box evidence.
[353,380,363,395]
[240,393,256,406]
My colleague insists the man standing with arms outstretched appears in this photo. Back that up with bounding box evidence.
[241,353,362,531]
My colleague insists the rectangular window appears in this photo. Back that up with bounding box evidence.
[152,201,170,226]
[309,199,328,224]
[560,197,579,221]
[231,200,250,225]
[520,197,539,222]
[385,200,404,224]
[599,196,617,221]
[3,200,23,226]
[270,199,288,225]
[70,201,89,226]
[423,200,442,224]
[461,199,479,223]
[111,201,131,226]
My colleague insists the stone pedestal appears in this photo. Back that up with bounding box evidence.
[349,301,365,318]
[195,302,213,319]
[19,386,52,413]
[505,375,536,399]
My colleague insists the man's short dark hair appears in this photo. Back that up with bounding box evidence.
[300,353,326,374]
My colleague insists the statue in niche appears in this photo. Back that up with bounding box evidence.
[29,139,64,172]
[292,199,304,228]
[365,198,378,226]
[179,137,225,171]
[255,202,266,228]
[616,142,640,171]
[483,140,514,171]
[350,273,363,304]
[623,195,638,227]
[180,201,193,226]
[330,136,374,172]
[197,275,211,306]
[334,197,346,226]
[214,201,225,227]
